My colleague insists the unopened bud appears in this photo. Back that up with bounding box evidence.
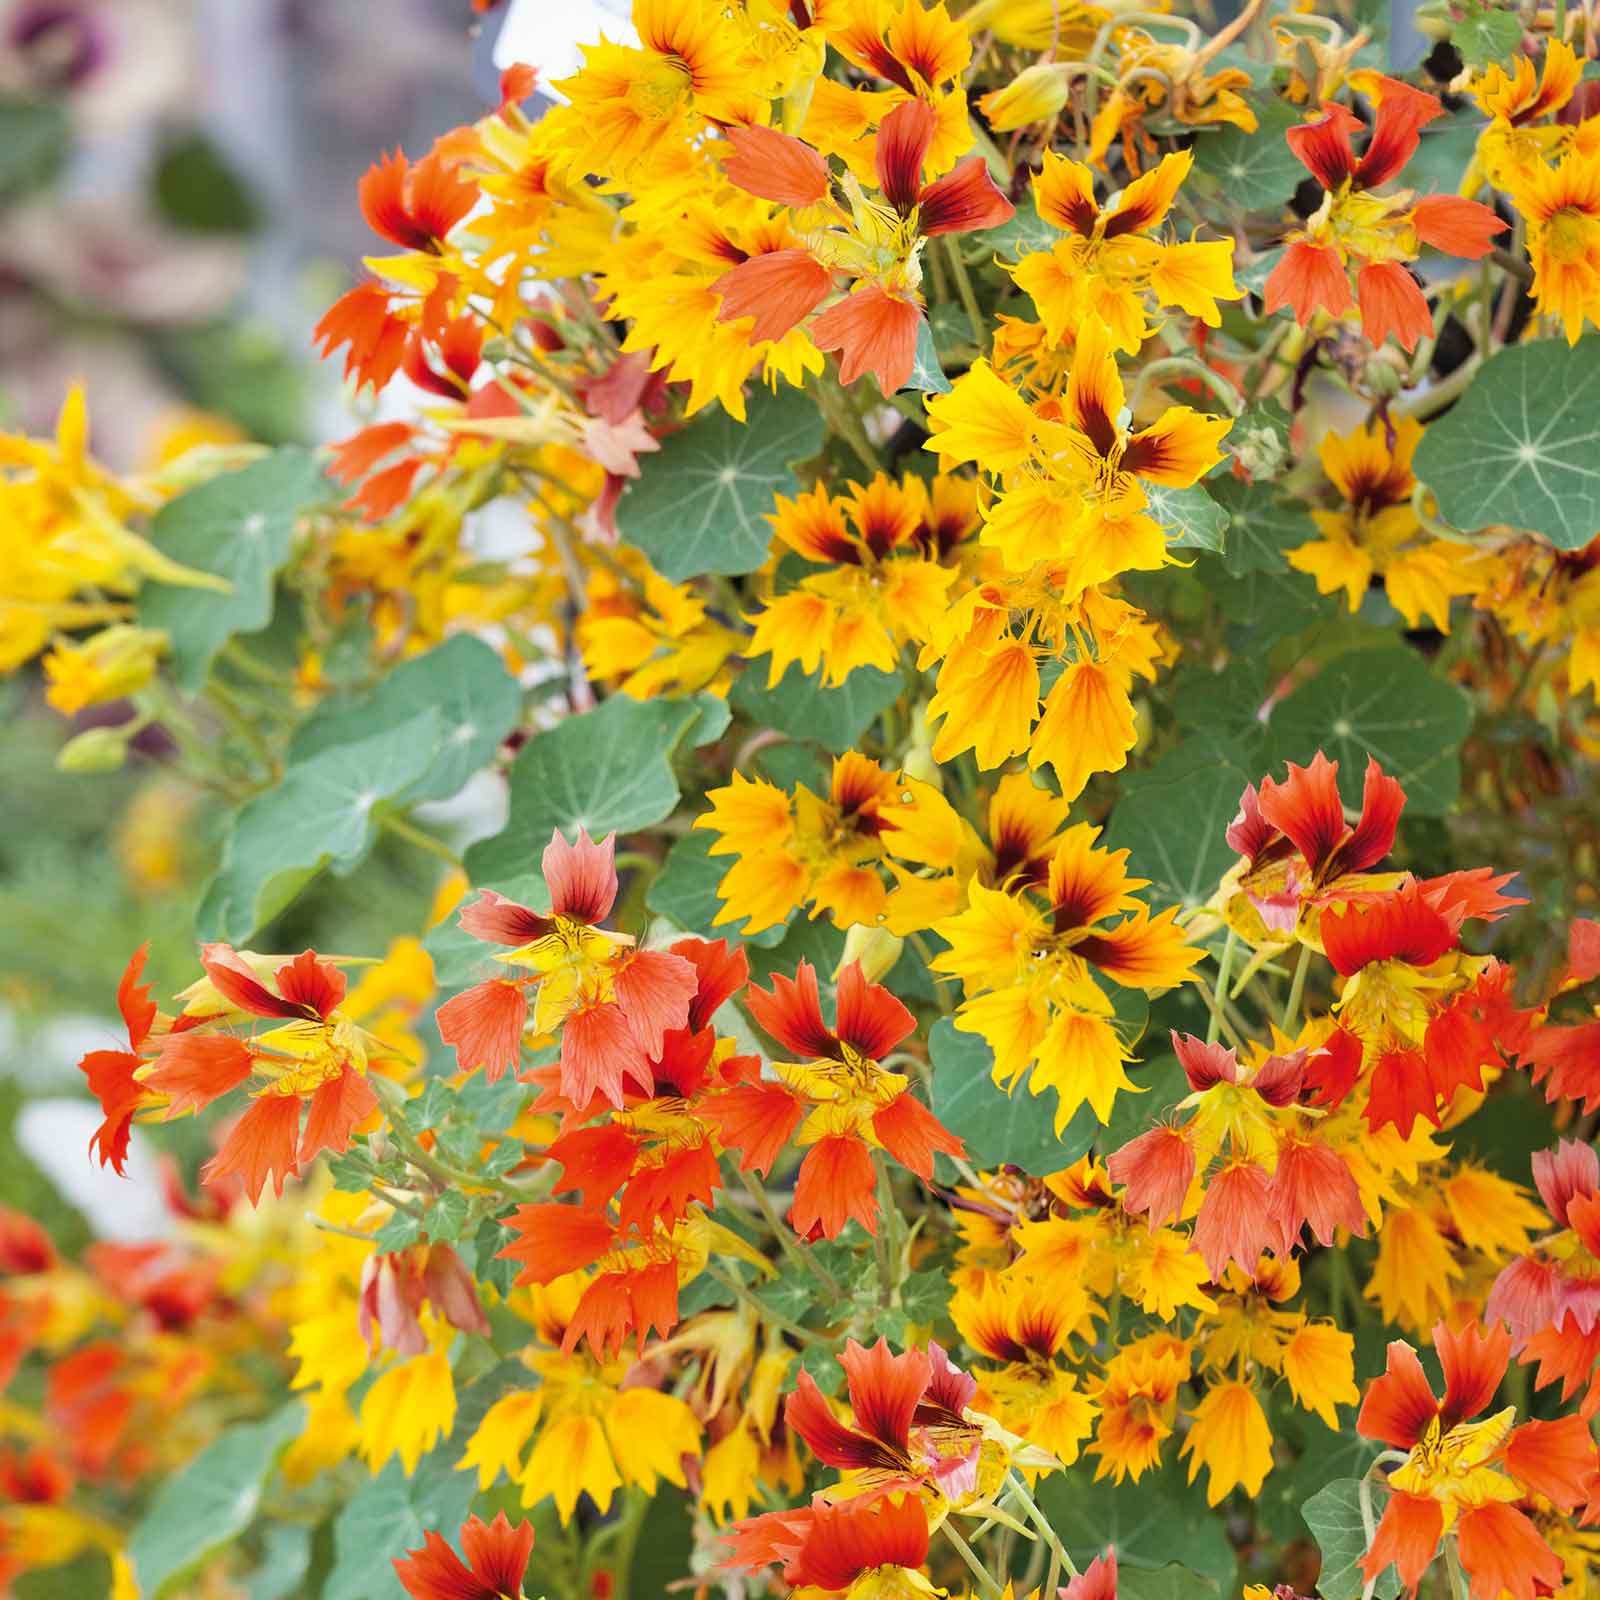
[56,726,129,773]
[836,923,904,985]
[978,63,1071,132]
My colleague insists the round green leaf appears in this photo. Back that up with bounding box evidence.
[613,387,824,579]
[127,1404,305,1597]
[1104,741,1254,912]
[1301,1478,1401,1600]
[138,448,327,690]
[1147,482,1229,554]
[928,1016,1099,1175]
[1264,647,1473,815]
[465,693,720,884]
[197,711,443,942]
[289,634,522,807]
[731,661,902,752]
[1412,338,1600,550]
[1192,95,1305,211]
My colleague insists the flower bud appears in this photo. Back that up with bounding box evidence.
[55,726,129,773]
[978,63,1070,132]
[836,922,904,984]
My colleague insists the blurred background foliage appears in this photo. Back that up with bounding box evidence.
[0,0,494,1251]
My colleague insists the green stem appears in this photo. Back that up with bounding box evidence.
[705,1263,823,1345]
[874,1153,903,1308]
[222,639,295,686]
[1206,927,1238,1047]
[943,237,986,350]
[1280,941,1313,1034]
[379,811,466,871]
[739,1169,842,1296]
[1129,356,1244,417]
[939,1523,1002,1600]
[817,379,882,475]
[907,933,953,1015]
[1007,1471,1078,1580]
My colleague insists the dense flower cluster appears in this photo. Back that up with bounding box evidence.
[5,4,1600,1599]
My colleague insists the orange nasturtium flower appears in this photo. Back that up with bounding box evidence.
[436,827,698,1104]
[711,96,1014,393]
[1357,1321,1590,1596]
[394,1511,535,1600]
[1266,73,1506,351]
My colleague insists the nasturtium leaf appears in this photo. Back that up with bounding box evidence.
[1147,481,1229,553]
[138,448,327,690]
[1168,661,1272,758]
[1117,1567,1221,1600]
[613,386,824,579]
[928,1017,1099,1174]
[647,830,789,947]
[0,96,70,200]
[906,319,953,394]
[1233,245,1285,297]
[289,634,521,807]
[731,661,902,752]
[1412,338,1600,550]
[198,711,442,943]
[246,1524,313,1600]
[981,197,1058,261]
[1256,1418,1380,1545]
[1206,546,1334,642]
[324,1453,476,1600]
[1192,94,1305,211]
[1264,647,1474,815]
[1207,477,1315,576]
[1036,1457,1237,1586]
[1450,3,1524,71]
[1104,740,1254,912]
[126,1403,305,1597]
[1301,1478,1400,1600]
[465,693,716,884]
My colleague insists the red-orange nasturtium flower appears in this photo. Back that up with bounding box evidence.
[701,960,964,1238]
[1358,1321,1592,1599]
[1265,73,1506,350]
[712,96,1012,394]
[394,1511,535,1600]
[437,826,697,1106]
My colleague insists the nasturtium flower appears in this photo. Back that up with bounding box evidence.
[394,1512,534,1600]
[746,473,974,688]
[579,558,743,699]
[1288,415,1485,633]
[935,823,1203,1130]
[1357,1321,1587,1597]
[1007,149,1240,351]
[1266,73,1506,351]
[358,1324,456,1475]
[1088,25,1257,175]
[712,95,1013,392]
[725,1492,938,1600]
[543,0,749,183]
[456,1276,702,1521]
[1179,1378,1274,1505]
[1503,146,1600,345]
[1088,1336,1191,1484]
[703,961,963,1238]
[697,754,955,933]
[1471,38,1588,190]
[438,827,697,1105]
